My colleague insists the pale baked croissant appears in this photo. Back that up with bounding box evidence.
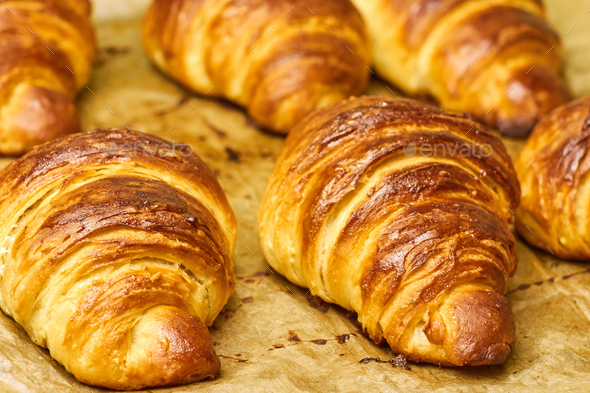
[0,129,236,390]
[259,96,521,366]
[0,0,96,155]
[142,0,370,134]
[349,0,567,137]
[516,96,590,260]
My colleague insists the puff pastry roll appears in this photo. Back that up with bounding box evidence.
[516,96,590,260]
[349,0,567,137]
[142,0,370,134]
[0,129,236,390]
[259,96,521,366]
[0,0,96,155]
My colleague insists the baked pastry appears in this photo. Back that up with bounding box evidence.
[0,0,96,155]
[142,0,370,134]
[349,0,567,137]
[259,96,521,366]
[0,129,236,390]
[516,96,590,260]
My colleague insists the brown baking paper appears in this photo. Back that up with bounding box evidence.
[1,1,589,392]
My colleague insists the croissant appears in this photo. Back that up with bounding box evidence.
[142,0,370,134]
[259,96,521,366]
[516,96,590,260]
[0,0,96,155]
[0,129,236,390]
[349,0,567,137]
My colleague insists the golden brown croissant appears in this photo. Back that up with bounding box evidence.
[142,0,370,134]
[0,129,236,390]
[0,0,96,155]
[349,0,567,137]
[259,96,521,366]
[516,96,590,260]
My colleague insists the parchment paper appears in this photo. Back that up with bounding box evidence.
[1,1,589,392]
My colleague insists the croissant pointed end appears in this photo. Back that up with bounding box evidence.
[84,306,220,391]
[440,289,515,366]
[131,306,220,388]
[496,65,567,138]
[2,85,79,155]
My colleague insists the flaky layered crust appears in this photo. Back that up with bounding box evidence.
[516,96,590,260]
[142,0,370,134]
[259,96,520,366]
[0,129,236,390]
[350,0,567,137]
[0,0,96,155]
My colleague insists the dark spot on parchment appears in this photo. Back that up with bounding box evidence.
[359,355,411,370]
[103,46,131,55]
[288,331,301,342]
[311,339,327,345]
[225,147,241,163]
[337,334,351,344]
[507,267,590,295]
[204,119,227,138]
[236,271,271,285]
[307,293,330,313]
[237,271,271,280]
[241,296,254,304]
[219,355,247,363]
[359,357,379,364]
[150,95,190,117]
[273,344,284,349]
[219,308,236,319]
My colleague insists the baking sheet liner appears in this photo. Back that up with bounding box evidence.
[1,0,589,391]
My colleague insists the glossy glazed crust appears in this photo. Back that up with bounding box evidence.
[259,96,520,366]
[0,0,96,155]
[0,129,236,390]
[350,0,567,137]
[516,96,590,260]
[142,0,370,134]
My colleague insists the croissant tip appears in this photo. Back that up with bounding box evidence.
[135,306,221,388]
[497,65,568,138]
[80,306,221,391]
[1,85,79,155]
[442,290,515,367]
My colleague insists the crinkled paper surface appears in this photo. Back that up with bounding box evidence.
[1,0,589,392]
